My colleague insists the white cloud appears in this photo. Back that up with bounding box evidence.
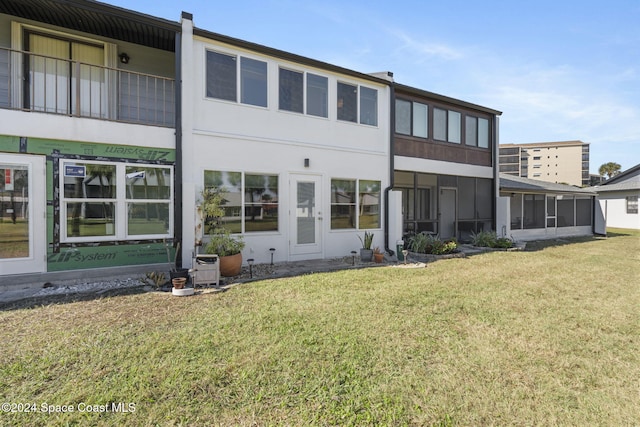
[389,30,463,61]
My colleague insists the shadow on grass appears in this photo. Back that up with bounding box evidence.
[0,285,151,312]
[522,233,626,252]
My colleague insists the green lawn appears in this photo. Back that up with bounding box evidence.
[1,229,639,426]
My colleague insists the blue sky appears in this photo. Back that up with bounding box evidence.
[110,0,640,175]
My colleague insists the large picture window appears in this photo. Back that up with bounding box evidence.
[204,170,279,233]
[61,161,172,241]
[331,179,381,229]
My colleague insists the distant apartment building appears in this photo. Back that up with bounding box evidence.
[499,141,589,187]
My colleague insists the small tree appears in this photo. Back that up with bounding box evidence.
[598,162,621,179]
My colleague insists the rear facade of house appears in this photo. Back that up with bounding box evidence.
[0,0,502,283]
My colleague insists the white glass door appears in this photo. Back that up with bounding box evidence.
[290,174,323,259]
[0,154,46,275]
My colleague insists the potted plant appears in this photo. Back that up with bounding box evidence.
[200,187,246,277]
[373,246,385,263]
[358,231,374,262]
[165,240,189,281]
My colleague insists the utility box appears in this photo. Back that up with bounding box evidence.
[396,240,405,261]
[191,254,220,287]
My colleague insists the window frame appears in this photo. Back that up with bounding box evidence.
[395,98,428,138]
[433,107,461,143]
[337,82,378,126]
[330,178,381,230]
[60,160,173,243]
[205,49,268,108]
[204,170,280,234]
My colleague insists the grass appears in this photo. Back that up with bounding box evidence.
[1,229,639,426]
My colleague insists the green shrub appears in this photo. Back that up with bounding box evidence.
[470,230,514,249]
[408,233,458,255]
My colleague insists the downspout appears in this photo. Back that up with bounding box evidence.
[174,25,183,267]
[493,116,499,233]
[384,79,396,255]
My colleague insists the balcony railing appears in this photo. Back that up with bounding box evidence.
[0,47,175,127]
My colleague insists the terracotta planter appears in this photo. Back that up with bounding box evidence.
[172,277,187,289]
[373,253,384,263]
[220,252,243,277]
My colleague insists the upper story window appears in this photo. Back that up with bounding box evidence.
[465,116,490,148]
[337,82,378,126]
[395,99,428,138]
[279,68,328,118]
[206,51,267,107]
[337,82,357,122]
[279,68,303,113]
[307,73,328,118]
[434,108,461,143]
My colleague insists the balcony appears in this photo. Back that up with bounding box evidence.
[0,47,175,127]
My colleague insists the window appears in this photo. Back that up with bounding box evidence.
[448,111,461,143]
[360,86,378,126]
[206,51,236,102]
[627,196,639,214]
[434,108,447,141]
[337,82,357,122]
[359,180,381,228]
[279,70,328,117]
[204,170,279,233]
[240,57,267,107]
[245,174,279,232]
[330,179,356,229]
[533,156,541,161]
[279,68,303,113]
[413,102,428,138]
[395,99,411,135]
[330,179,381,229]
[433,108,460,143]
[478,118,489,148]
[307,73,328,118]
[465,116,490,148]
[61,161,172,241]
[465,117,477,146]
[126,166,172,236]
[206,51,267,107]
[337,82,378,126]
[395,99,428,137]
